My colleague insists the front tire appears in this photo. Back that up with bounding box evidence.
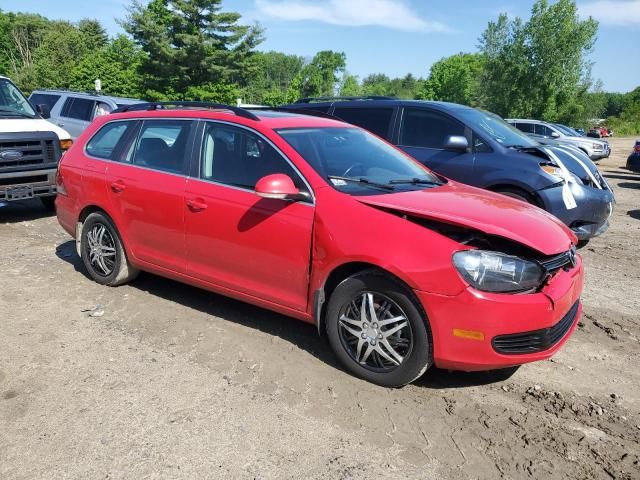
[325,271,432,387]
[80,212,139,286]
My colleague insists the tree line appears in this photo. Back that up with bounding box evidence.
[0,0,637,133]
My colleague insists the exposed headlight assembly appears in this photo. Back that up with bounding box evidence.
[453,250,546,293]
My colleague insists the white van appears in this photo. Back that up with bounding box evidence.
[0,76,71,210]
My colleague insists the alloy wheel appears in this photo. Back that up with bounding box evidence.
[338,291,413,372]
[85,223,117,276]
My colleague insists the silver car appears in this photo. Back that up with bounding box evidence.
[507,118,610,161]
[28,90,142,139]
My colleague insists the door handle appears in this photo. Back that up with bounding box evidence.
[110,180,126,193]
[186,198,207,212]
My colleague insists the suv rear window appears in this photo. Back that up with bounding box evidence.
[332,107,393,139]
[400,109,465,149]
[29,93,61,111]
[86,121,134,160]
[62,98,95,121]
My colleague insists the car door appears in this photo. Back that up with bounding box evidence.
[57,97,95,139]
[396,108,476,183]
[105,119,196,274]
[184,122,314,311]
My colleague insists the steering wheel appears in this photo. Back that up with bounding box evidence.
[343,163,365,177]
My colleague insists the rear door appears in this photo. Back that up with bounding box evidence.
[105,119,196,274]
[58,97,95,138]
[396,107,476,183]
[184,121,314,311]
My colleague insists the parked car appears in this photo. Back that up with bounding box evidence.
[507,119,610,160]
[627,140,640,173]
[587,128,602,138]
[28,90,142,139]
[0,76,72,210]
[283,98,613,240]
[55,102,584,387]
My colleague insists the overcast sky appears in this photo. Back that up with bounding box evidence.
[2,0,639,92]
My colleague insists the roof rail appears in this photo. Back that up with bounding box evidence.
[249,106,340,121]
[294,96,396,104]
[111,101,261,121]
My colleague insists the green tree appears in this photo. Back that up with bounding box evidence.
[339,73,361,96]
[121,0,263,98]
[78,19,108,51]
[297,50,346,98]
[242,51,304,104]
[69,35,144,97]
[422,53,484,105]
[478,0,598,124]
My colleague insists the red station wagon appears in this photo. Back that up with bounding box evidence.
[55,102,584,387]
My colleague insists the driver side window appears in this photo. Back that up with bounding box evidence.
[400,108,465,149]
[200,123,308,195]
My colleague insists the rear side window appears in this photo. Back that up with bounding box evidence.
[332,107,393,139]
[515,122,535,134]
[535,124,553,137]
[400,109,465,149]
[200,123,307,194]
[129,120,193,174]
[29,93,60,111]
[86,121,134,160]
[62,98,95,121]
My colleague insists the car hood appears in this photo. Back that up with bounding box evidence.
[0,117,71,140]
[357,182,575,255]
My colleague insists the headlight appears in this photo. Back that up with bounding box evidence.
[59,139,73,151]
[453,250,546,293]
[540,165,582,184]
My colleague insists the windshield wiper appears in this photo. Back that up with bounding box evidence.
[388,177,442,186]
[328,175,395,191]
[0,108,36,118]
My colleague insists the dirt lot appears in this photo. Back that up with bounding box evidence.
[1,137,639,480]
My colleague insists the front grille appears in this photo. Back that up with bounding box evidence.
[0,137,58,171]
[539,247,576,272]
[492,301,580,354]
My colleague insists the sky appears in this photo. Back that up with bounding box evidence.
[2,0,639,93]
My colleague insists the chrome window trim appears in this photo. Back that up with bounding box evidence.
[197,119,316,205]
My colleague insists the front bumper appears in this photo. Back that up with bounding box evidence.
[416,255,584,371]
[537,183,614,240]
[0,168,57,202]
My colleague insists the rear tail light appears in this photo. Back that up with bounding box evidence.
[56,168,67,196]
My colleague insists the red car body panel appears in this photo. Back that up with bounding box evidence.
[56,109,585,371]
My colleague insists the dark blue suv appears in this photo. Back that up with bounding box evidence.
[282,97,614,240]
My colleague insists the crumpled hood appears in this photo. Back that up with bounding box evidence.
[358,182,575,255]
[0,117,71,139]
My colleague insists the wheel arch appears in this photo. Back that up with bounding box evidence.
[314,261,422,337]
[75,204,128,258]
[486,183,542,207]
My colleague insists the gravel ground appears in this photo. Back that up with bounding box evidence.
[1,137,639,480]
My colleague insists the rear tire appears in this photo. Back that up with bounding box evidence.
[80,212,139,286]
[325,270,432,387]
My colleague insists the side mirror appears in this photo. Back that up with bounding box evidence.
[444,135,469,152]
[36,104,51,119]
[255,173,300,200]
[551,131,560,138]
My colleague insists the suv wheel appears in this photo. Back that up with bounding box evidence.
[325,271,432,387]
[80,212,139,286]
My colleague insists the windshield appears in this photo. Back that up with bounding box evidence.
[455,108,538,148]
[554,124,580,137]
[277,127,440,195]
[0,79,36,117]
